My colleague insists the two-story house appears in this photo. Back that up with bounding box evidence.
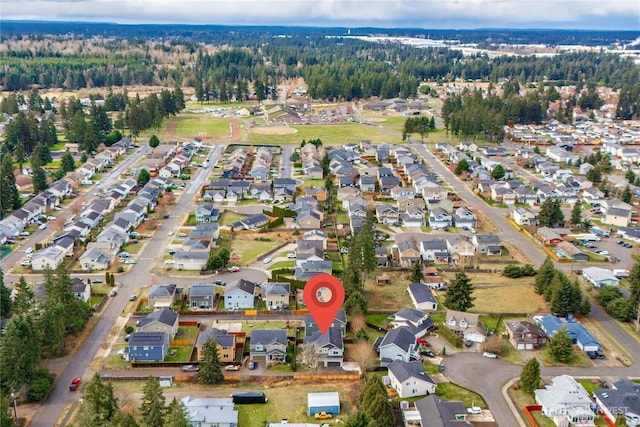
[224,279,257,310]
[375,326,419,367]
[136,308,179,339]
[505,320,548,350]
[302,326,344,367]
[188,283,216,309]
[148,284,178,309]
[445,310,487,343]
[196,328,236,362]
[387,360,437,398]
[249,329,288,365]
[264,282,290,310]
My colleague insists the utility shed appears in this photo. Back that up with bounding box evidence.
[308,392,340,415]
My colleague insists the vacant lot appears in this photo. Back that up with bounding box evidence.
[363,273,413,310]
[469,283,547,314]
[174,116,231,138]
[230,233,289,265]
[219,211,247,226]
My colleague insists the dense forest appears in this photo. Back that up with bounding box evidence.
[1,29,639,101]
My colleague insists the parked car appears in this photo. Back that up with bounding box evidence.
[124,334,130,342]
[314,412,333,420]
[228,266,240,273]
[417,338,430,347]
[181,365,199,372]
[287,253,296,259]
[69,378,81,391]
[263,258,272,264]
[177,233,187,237]
[110,290,117,297]
[25,247,33,254]
[91,279,103,284]
[164,259,174,265]
[465,340,474,348]
[38,224,47,230]
[420,350,435,358]
[467,407,482,415]
[482,352,497,359]
[248,361,256,370]
[129,295,137,301]
[224,365,239,371]
[214,280,226,286]
[587,350,605,360]
[20,260,31,266]
[19,232,30,237]
[124,259,136,265]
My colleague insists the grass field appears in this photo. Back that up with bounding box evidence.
[246,123,403,145]
[174,116,232,138]
[219,211,246,226]
[435,383,486,408]
[470,284,547,314]
[229,235,288,265]
[363,274,413,310]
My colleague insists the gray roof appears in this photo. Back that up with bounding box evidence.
[128,331,169,347]
[196,328,234,348]
[303,326,343,350]
[137,308,178,328]
[414,395,472,427]
[475,234,501,244]
[250,329,287,346]
[408,283,438,304]
[393,307,427,323]
[189,283,215,297]
[607,207,630,216]
[174,251,209,259]
[594,379,640,415]
[388,360,435,384]
[421,238,448,250]
[380,326,416,352]
[264,282,290,296]
[304,308,346,327]
[148,284,177,298]
[226,279,257,296]
[397,240,419,253]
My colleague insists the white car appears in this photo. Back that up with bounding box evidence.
[482,352,497,359]
[38,223,47,230]
[20,260,31,266]
[164,259,174,265]
[224,365,239,371]
[124,259,136,265]
[25,247,33,254]
[263,258,272,264]
[467,407,482,415]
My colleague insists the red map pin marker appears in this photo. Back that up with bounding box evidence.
[303,274,345,336]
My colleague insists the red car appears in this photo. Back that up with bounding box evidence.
[69,378,81,391]
[228,266,240,273]
[417,338,431,347]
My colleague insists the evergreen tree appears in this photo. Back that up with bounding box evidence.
[0,154,21,218]
[454,159,470,175]
[0,393,14,427]
[60,152,76,173]
[444,272,475,312]
[491,164,506,180]
[78,373,119,426]
[615,412,629,427]
[360,376,394,427]
[344,411,370,427]
[622,185,632,203]
[140,376,165,427]
[164,397,190,427]
[548,327,573,363]
[197,339,224,384]
[344,290,368,314]
[0,270,12,318]
[106,412,139,427]
[410,259,423,283]
[550,274,579,316]
[578,295,592,317]
[149,135,160,148]
[628,261,640,314]
[12,276,34,315]
[0,314,41,390]
[138,168,151,186]
[570,200,582,226]
[519,358,541,394]
[31,156,48,193]
[537,198,564,227]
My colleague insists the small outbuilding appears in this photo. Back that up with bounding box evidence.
[308,392,340,416]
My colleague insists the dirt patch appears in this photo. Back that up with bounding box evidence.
[365,118,387,123]
[229,118,241,141]
[251,126,298,135]
[165,118,179,138]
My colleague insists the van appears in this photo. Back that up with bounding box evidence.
[467,407,482,415]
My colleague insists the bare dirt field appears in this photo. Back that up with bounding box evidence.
[250,126,298,135]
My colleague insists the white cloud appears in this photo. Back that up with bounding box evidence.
[2,0,639,29]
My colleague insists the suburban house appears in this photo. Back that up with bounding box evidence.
[71,277,91,303]
[420,239,450,263]
[535,375,596,427]
[473,234,502,255]
[603,207,631,227]
[582,267,620,288]
[394,240,422,267]
[387,360,437,398]
[31,246,65,271]
[512,207,537,226]
[376,326,419,367]
[407,283,438,311]
[593,380,640,427]
[302,326,344,367]
[505,320,548,350]
[428,207,452,230]
[147,284,178,309]
[196,328,236,362]
[188,283,216,309]
[407,396,472,427]
[79,245,111,271]
[136,308,179,339]
[249,329,288,365]
[536,315,601,352]
[195,204,220,223]
[173,251,209,271]
[452,206,476,230]
[389,307,435,338]
[181,396,238,427]
[445,310,487,343]
[264,282,290,310]
[538,227,564,245]
[224,279,257,310]
[125,332,170,362]
[303,229,328,249]
[305,309,347,337]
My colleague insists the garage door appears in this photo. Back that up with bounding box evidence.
[525,344,534,350]
[517,343,525,350]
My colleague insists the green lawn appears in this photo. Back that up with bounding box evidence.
[121,241,144,254]
[174,117,232,137]
[174,326,199,343]
[245,123,403,145]
[301,179,325,188]
[232,240,283,265]
[435,383,486,408]
[539,347,592,367]
[423,361,441,375]
[269,261,295,270]
[220,211,246,226]
[163,346,194,362]
[469,284,547,314]
[577,379,601,395]
[365,314,391,327]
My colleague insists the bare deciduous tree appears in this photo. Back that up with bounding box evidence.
[350,313,366,335]
[301,343,319,372]
[349,341,377,373]
[482,334,505,356]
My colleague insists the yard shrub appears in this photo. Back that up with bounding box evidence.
[27,368,55,402]
[438,325,463,348]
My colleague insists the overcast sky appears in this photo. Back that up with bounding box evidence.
[3,0,639,30]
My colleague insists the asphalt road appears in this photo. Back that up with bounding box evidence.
[281,145,293,179]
